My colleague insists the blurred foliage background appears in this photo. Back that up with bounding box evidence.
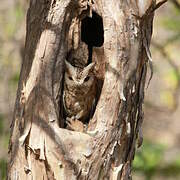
[0,0,180,180]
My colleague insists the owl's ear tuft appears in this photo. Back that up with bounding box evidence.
[65,60,76,76]
[82,62,95,78]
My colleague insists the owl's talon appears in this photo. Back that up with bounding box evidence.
[66,117,85,132]
[66,116,75,122]
[66,117,74,130]
[66,122,74,131]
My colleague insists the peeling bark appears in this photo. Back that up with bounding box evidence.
[8,0,166,179]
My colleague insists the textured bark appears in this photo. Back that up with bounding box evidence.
[7,0,165,179]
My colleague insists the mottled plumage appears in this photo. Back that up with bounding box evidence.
[63,60,97,131]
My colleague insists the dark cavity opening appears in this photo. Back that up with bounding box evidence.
[81,11,104,64]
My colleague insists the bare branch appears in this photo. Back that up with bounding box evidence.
[152,0,168,12]
[171,0,180,9]
[151,41,180,112]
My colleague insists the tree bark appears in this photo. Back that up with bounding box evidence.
[7,0,166,179]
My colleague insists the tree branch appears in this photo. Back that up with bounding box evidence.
[151,41,180,112]
[171,0,180,9]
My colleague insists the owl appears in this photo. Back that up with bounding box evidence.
[63,60,97,131]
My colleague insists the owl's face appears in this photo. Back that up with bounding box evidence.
[64,60,95,90]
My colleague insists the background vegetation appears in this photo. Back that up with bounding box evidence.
[0,1,180,179]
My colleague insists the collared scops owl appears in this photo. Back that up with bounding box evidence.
[63,60,97,124]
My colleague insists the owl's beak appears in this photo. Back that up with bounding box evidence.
[76,80,84,86]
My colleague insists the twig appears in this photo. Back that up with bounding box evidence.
[171,0,180,9]
[151,41,180,112]
[152,0,168,12]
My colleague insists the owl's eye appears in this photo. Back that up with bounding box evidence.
[84,76,90,82]
[68,76,73,80]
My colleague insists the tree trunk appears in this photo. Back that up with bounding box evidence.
[7,0,166,179]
